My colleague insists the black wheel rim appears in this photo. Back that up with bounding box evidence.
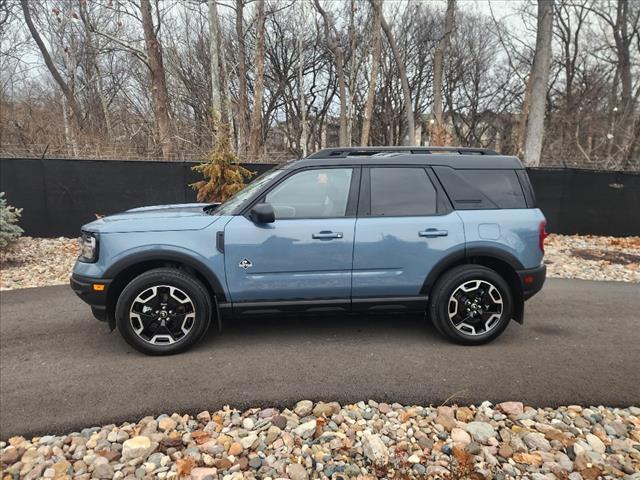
[447,279,503,336]
[129,285,196,345]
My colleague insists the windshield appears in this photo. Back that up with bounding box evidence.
[214,168,283,215]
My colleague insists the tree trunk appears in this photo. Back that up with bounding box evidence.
[431,0,455,145]
[380,12,414,145]
[522,0,554,167]
[248,0,266,160]
[361,0,382,146]
[298,0,308,156]
[78,1,113,139]
[140,0,173,158]
[313,0,348,146]
[20,0,83,130]
[208,0,222,123]
[235,0,249,155]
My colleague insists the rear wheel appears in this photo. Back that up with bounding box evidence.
[429,265,513,345]
[115,268,212,355]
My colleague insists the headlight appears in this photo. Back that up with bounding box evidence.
[78,232,98,263]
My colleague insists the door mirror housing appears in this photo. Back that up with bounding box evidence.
[249,203,275,224]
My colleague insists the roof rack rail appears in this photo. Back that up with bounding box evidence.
[306,146,498,158]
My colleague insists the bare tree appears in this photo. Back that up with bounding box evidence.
[522,0,554,167]
[248,0,266,159]
[235,0,249,154]
[20,0,83,129]
[431,0,455,145]
[361,0,382,146]
[313,0,348,145]
[208,0,222,123]
[380,7,414,145]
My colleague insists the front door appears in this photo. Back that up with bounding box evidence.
[224,167,359,314]
[352,166,465,311]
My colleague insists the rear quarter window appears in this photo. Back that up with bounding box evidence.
[433,167,527,209]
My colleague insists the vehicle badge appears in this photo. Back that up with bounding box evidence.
[239,258,253,269]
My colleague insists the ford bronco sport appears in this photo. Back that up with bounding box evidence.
[71,147,547,355]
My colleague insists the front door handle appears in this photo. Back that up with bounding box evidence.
[419,228,448,238]
[312,231,343,240]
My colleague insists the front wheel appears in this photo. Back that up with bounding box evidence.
[115,268,212,355]
[429,265,513,345]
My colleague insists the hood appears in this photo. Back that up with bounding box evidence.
[82,203,222,233]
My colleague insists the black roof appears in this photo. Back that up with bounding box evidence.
[289,146,524,169]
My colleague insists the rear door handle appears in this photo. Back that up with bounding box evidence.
[419,228,448,238]
[312,231,343,240]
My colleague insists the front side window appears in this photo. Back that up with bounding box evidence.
[370,167,437,216]
[265,168,353,219]
[215,169,283,215]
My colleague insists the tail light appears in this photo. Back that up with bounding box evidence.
[539,221,549,253]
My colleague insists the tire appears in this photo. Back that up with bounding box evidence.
[428,265,513,345]
[115,268,212,355]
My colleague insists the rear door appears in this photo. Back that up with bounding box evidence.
[224,167,359,314]
[352,166,465,311]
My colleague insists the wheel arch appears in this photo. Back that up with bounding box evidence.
[104,251,226,331]
[422,247,525,323]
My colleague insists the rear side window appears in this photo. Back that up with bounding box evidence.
[370,167,437,216]
[433,167,527,209]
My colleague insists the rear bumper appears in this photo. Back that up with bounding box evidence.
[70,274,112,322]
[518,264,546,300]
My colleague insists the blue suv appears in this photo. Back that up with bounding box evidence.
[71,147,547,355]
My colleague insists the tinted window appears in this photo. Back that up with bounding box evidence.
[370,168,437,216]
[265,168,352,218]
[433,167,527,209]
[456,170,526,208]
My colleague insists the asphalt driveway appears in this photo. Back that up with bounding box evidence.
[1,278,639,438]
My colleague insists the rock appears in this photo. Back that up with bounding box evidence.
[524,432,552,452]
[287,462,308,480]
[497,402,524,416]
[466,442,481,455]
[586,433,606,453]
[451,428,471,445]
[292,420,317,439]
[272,415,287,430]
[242,418,254,430]
[248,456,262,469]
[313,402,338,418]
[190,467,218,480]
[92,459,114,479]
[456,407,474,422]
[196,411,211,423]
[362,433,388,465]
[498,444,513,458]
[465,422,496,444]
[228,442,243,456]
[513,452,543,466]
[158,418,177,432]
[293,400,313,417]
[240,434,257,449]
[435,414,456,432]
[121,436,152,461]
[0,446,19,464]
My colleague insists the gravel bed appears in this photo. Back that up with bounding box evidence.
[545,235,640,283]
[1,401,639,479]
[0,237,79,291]
[1,234,638,291]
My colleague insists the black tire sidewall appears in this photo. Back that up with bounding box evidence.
[115,269,211,355]
[430,265,513,345]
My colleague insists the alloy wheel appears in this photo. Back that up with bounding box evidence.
[129,285,196,345]
[447,279,503,336]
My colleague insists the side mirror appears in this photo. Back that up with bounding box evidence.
[249,203,275,224]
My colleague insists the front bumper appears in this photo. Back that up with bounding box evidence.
[70,274,112,322]
[518,264,546,300]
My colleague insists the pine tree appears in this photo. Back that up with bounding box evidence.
[191,123,254,202]
[0,192,23,250]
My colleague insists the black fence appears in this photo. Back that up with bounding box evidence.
[1,158,639,237]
